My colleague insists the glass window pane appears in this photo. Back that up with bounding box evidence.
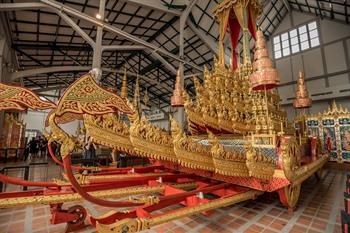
[291,37,299,45]
[281,32,289,41]
[283,48,290,56]
[310,38,320,47]
[309,29,318,39]
[289,29,298,38]
[308,21,317,30]
[300,33,308,42]
[301,41,309,50]
[273,36,280,44]
[275,50,282,59]
[292,45,300,53]
[274,43,281,50]
[282,40,290,48]
[298,25,307,34]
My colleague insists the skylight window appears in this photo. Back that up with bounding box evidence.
[273,21,320,59]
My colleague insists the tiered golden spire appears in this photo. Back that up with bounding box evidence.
[133,76,140,111]
[143,88,149,106]
[250,30,279,91]
[121,67,128,99]
[171,69,184,107]
[293,71,312,109]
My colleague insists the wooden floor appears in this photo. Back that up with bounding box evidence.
[0,160,347,233]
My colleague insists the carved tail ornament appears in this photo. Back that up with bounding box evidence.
[0,82,56,111]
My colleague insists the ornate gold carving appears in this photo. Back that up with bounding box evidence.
[150,190,262,227]
[171,118,214,171]
[84,114,135,154]
[245,143,276,180]
[55,72,133,118]
[282,184,301,209]
[213,0,262,20]
[250,30,279,91]
[133,76,140,112]
[129,195,159,205]
[280,137,301,181]
[97,218,150,233]
[293,71,312,109]
[0,183,196,209]
[171,70,184,107]
[121,68,128,99]
[209,132,249,177]
[46,113,76,157]
[143,88,149,106]
[321,100,349,117]
[96,190,263,233]
[0,82,56,111]
[129,109,177,162]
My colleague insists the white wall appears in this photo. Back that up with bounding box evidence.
[271,10,350,119]
[22,110,50,132]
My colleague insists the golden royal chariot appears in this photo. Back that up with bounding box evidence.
[0,0,339,232]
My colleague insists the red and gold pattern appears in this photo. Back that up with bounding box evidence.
[0,82,56,111]
[55,73,133,118]
[0,101,25,111]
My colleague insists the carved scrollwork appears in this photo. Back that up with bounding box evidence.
[171,119,214,171]
[0,82,56,111]
[46,113,76,157]
[96,218,150,233]
[209,132,249,177]
[83,113,136,154]
[279,137,301,181]
[129,109,177,162]
[245,143,276,180]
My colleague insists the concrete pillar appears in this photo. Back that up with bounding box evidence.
[92,0,106,70]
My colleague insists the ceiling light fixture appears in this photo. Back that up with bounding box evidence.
[96,13,102,19]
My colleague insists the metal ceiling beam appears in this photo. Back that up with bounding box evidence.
[150,51,177,74]
[179,0,198,78]
[54,9,95,47]
[0,1,202,72]
[10,66,90,81]
[39,0,202,72]
[120,0,182,16]
[12,43,91,51]
[282,0,291,12]
[316,0,324,19]
[187,19,231,65]
[10,66,171,92]
[102,45,146,51]
[0,3,47,11]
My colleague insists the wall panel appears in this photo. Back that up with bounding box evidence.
[276,57,293,84]
[320,20,350,44]
[291,54,303,79]
[328,74,349,87]
[292,11,316,26]
[307,79,326,94]
[324,42,347,73]
[302,49,324,78]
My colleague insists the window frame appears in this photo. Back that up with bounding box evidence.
[272,20,321,60]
